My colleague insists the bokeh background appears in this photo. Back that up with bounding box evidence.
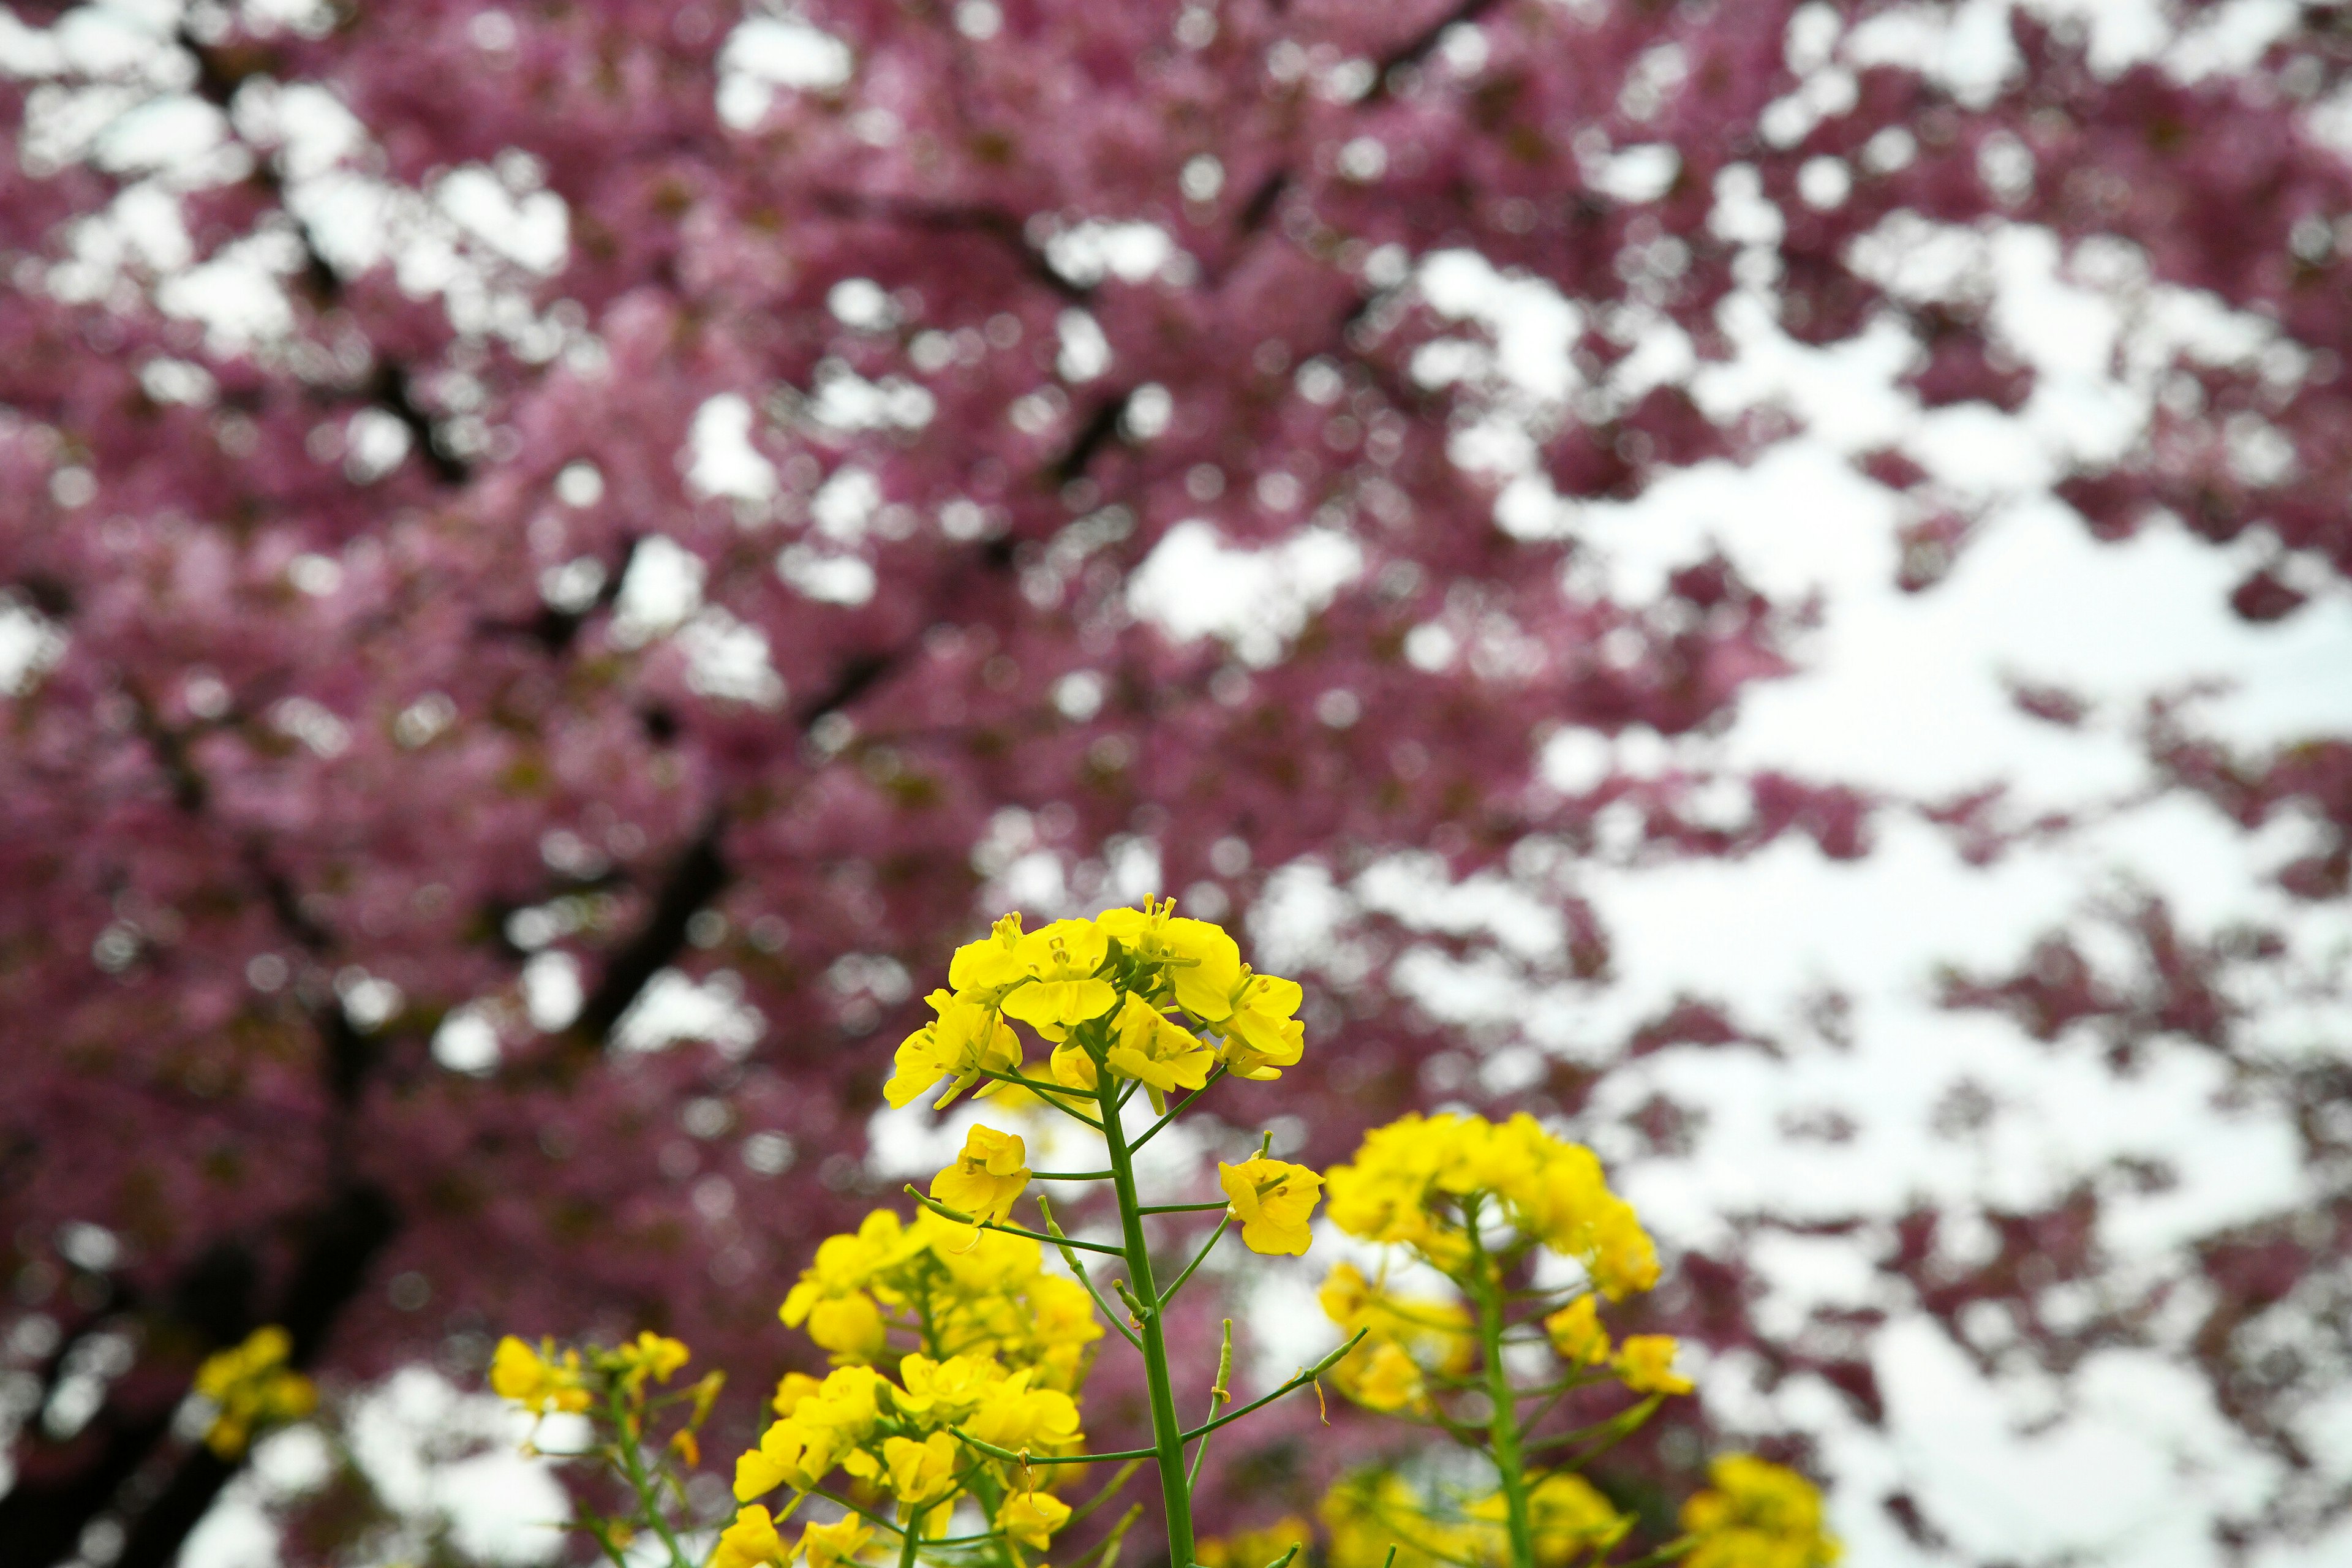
[4,1,2351,1565]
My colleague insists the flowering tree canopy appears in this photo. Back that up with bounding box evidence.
[2,1,2349,1564]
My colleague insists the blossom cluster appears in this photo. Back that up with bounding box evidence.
[190,1326,317,1459]
[887,903,1305,1115]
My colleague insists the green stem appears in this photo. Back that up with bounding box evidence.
[896,1504,922,1568]
[1098,1073,1197,1568]
[604,1387,694,1568]
[1035,1196,1144,1352]
[1156,1218,1229,1308]
[1128,1067,1223,1152]
[1466,1204,1535,1568]
[1179,1329,1365,1441]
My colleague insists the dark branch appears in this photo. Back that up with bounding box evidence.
[810,190,1088,301]
[1053,389,1135,486]
[573,811,731,1042]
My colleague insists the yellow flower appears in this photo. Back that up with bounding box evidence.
[1585,1200,1660,1300]
[609,1330,691,1393]
[1096,899,1243,1021]
[734,1368,884,1499]
[1614,1335,1692,1395]
[881,1431,961,1506]
[949,913,1029,993]
[712,1505,791,1568]
[930,1125,1031,1224]
[1048,1038,1099,1091]
[773,1371,825,1417]
[489,1335,591,1417]
[1317,1262,1474,1371]
[965,1368,1082,1450]
[893,1352,1006,1425]
[1198,1517,1313,1568]
[1103,991,1216,1106]
[1218,1158,1324,1256]
[805,1294,888,1363]
[195,1327,318,1457]
[998,919,1116,1037]
[1217,971,1305,1079]
[997,1488,1072,1550]
[1542,1295,1611,1367]
[796,1515,877,1568]
[885,990,1024,1109]
[1681,1455,1839,1568]
[1337,1340,1426,1412]
[1513,1472,1632,1565]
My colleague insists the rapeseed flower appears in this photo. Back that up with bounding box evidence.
[489,1335,590,1417]
[1681,1455,1839,1568]
[998,918,1115,1036]
[930,1125,1031,1224]
[711,1504,790,1568]
[797,1515,876,1568]
[997,1488,1072,1550]
[885,990,1022,1109]
[1216,971,1305,1080]
[881,1431,960,1506]
[1096,898,1242,1021]
[1614,1334,1692,1396]
[1105,991,1216,1107]
[1218,1157,1324,1256]
[195,1326,318,1457]
[1542,1295,1611,1367]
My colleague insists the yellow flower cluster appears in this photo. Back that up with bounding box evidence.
[884,902,1306,1114]
[733,1351,1080,1544]
[192,1326,317,1458]
[1319,1112,1684,1419]
[777,1204,1102,1379]
[713,1504,872,1568]
[1322,1468,1630,1568]
[1325,1113,1657,1297]
[489,1336,592,1415]
[1681,1456,1841,1568]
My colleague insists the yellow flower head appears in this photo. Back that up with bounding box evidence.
[712,1505,791,1568]
[195,1326,318,1457]
[996,918,1115,1038]
[805,1293,888,1363]
[997,1488,1072,1550]
[881,1431,962,1506]
[1681,1456,1839,1568]
[1218,1158,1324,1256]
[885,990,1024,1110]
[1218,971,1305,1080]
[489,1335,590,1417]
[1525,1472,1632,1564]
[1048,1038,1100,1091]
[965,1367,1082,1450]
[1614,1335,1693,1396]
[930,1125,1032,1225]
[773,1371,825,1417]
[1543,1295,1611,1368]
[796,1515,877,1568]
[1335,1339,1426,1413]
[1096,899,1243,1022]
[949,913,1029,993]
[892,1352,1006,1425]
[1318,1262,1474,1372]
[1104,991,1216,1105]
[608,1330,691,1393]
[734,1368,885,1499]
